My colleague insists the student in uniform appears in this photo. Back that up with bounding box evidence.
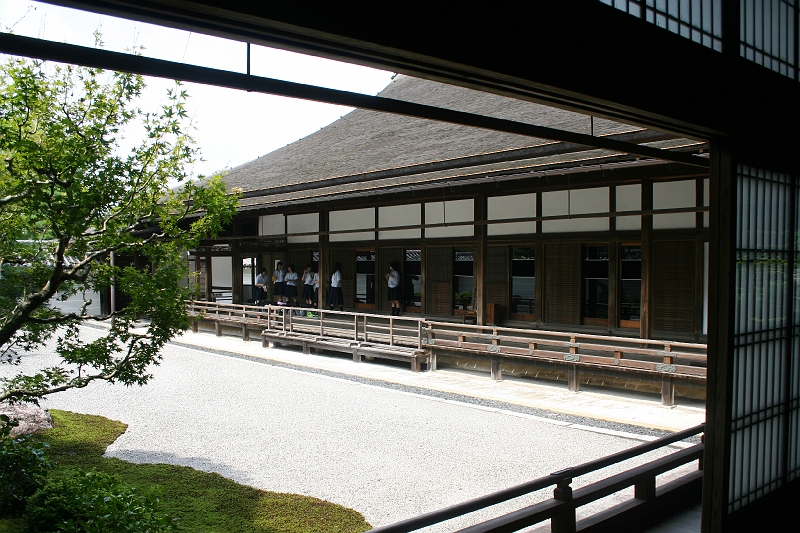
[284,264,299,310]
[273,261,285,303]
[386,261,401,316]
[328,262,344,311]
[254,268,268,305]
[302,265,315,308]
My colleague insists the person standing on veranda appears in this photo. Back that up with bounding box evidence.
[328,262,344,311]
[254,268,268,305]
[273,261,285,304]
[386,261,401,316]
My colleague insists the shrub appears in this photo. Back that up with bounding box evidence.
[25,470,179,533]
[0,414,51,518]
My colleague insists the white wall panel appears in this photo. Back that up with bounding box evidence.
[488,193,536,219]
[211,256,232,287]
[488,193,536,235]
[543,218,609,232]
[425,199,474,238]
[379,204,422,239]
[542,188,608,232]
[654,180,696,229]
[330,207,375,231]
[329,231,376,242]
[259,214,285,236]
[380,204,421,227]
[287,213,319,243]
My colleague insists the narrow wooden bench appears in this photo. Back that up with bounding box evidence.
[261,330,429,371]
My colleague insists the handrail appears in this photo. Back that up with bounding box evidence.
[368,424,704,533]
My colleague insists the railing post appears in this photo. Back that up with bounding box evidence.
[319,311,324,336]
[568,366,580,393]
[354,314,358,341]
[364,316,369,342]
[389,317,394,346]
[426,322,437,371]
[661,343,675,406]
[634,475,657,501]
[551,478,576,533]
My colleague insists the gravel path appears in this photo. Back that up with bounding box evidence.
[3,328,698,530]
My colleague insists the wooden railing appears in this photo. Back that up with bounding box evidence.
[368,424,705,533]
[187,301,706,404]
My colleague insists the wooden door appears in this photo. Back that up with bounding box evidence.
[486,245,510,323]
[545,243,581,325]
[426,246,453,315]
[652,240,695,333]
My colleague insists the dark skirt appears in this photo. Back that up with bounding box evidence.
[328,286,344,306]
[302,284,315,300]
[273,281,284,297]
[284,284,298,298]
[253,286,265,301]
[388,286,400,301]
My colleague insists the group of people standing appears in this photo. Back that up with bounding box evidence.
[253,261,403,316]
[254,262,319,311]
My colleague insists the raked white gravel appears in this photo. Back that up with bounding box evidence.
[2,327,697,531]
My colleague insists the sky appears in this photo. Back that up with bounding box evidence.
[0,0,395,178]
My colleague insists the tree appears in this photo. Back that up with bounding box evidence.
[0,57,240,404]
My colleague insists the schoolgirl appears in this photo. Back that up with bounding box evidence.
[284,264,299,307]
[302,265,315,307]
[327,262,344,311]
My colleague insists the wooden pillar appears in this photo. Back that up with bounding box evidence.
[231,244,243,304]
[474,192,488,325]
[702,141,736,533]
[535,193,544,325]
[319,207,329,310]
[608,239,619,331]
[205,254,213,301]
[640,179,653,340]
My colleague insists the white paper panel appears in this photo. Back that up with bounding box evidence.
[330,208,375,231]
[616,215,641,231]
[543,218,609,233]
[653,180,697,229]
[379,204,421,227]
[287,213,319,243]
[379,229,421,240]
[329,231,376,242]
[487,193,536,220]
[259,214,284,236]
[488,221,537,235]
[542,188,609,217]
[616,184,641,212]
[425,199,474,238]
[211,256,232,286]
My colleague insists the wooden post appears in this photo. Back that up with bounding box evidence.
[568,366,580,393]
[661,343,675,406]
[635,476,657,501]
[640,179,654,340]
[389,317,394,346]
[490,356,502,381]
[474,193,488,326]
[551,478,576,533]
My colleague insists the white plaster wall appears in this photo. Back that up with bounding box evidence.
[425,199,474,238]
[259,214,285,236]
[653,180,696,229]
[287,213,319,243]
[616,184,641,231]
[379,204,421,240]
[488,193,537,235]
[542,188,609,233]
[211,256,233,287]
[330,208,375,231]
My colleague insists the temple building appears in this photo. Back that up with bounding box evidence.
[192,75,709,343]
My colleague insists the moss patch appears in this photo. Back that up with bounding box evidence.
[1,410,371,533]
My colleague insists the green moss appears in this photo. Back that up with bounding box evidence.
[1,410,371,533]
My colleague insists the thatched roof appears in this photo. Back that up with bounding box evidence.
[222,75,697,209]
